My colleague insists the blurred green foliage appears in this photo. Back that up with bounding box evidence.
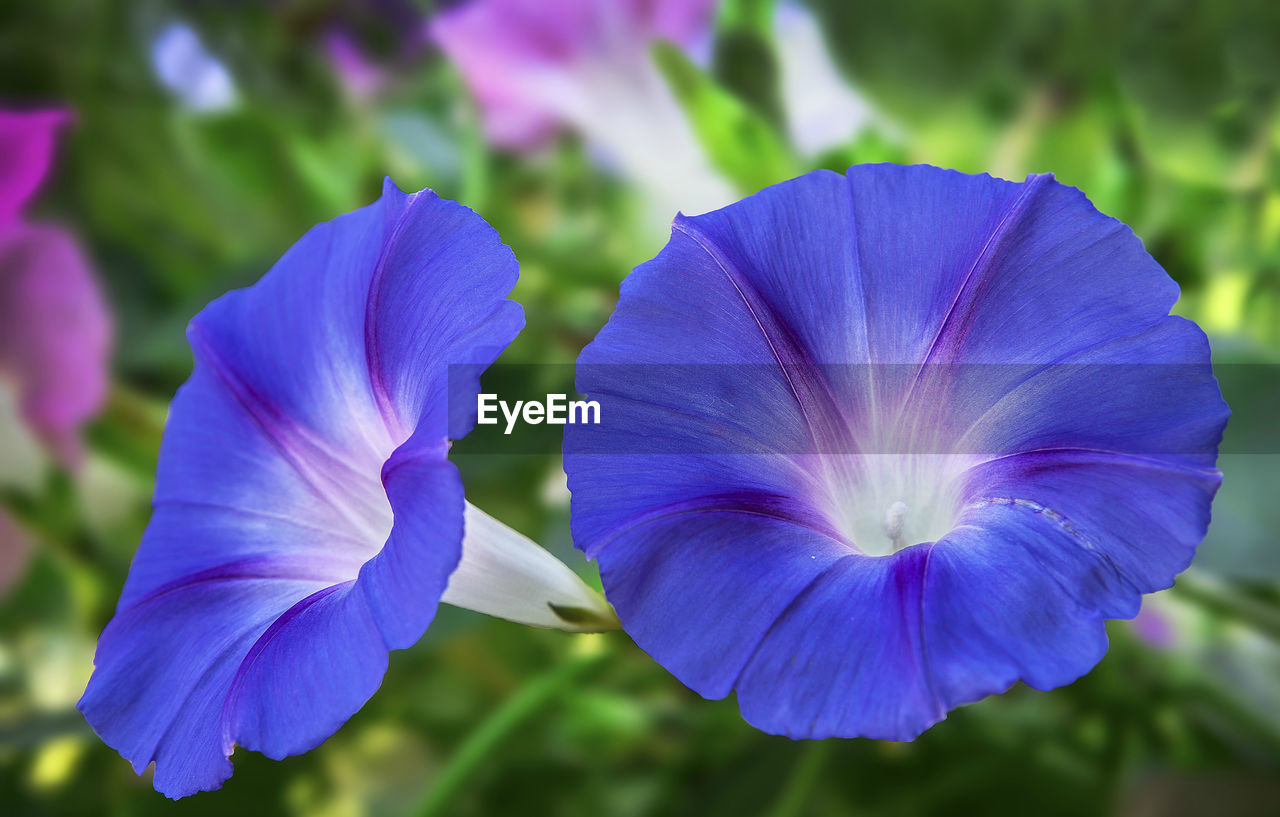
[2,0,1280,815]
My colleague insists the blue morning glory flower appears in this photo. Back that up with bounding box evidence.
[564,164,1229,740]
[79,180,613,798]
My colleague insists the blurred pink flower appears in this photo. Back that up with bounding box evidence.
[432,0,717,150]
[0,108,112,468]
[325,29,389,101]
[1131,594,1177,649]
[0,223,112,465]
[0,109,70,227]
[432,0,732,226]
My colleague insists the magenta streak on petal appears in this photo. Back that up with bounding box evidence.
[220,580,352,753]
[966,447,1221,479]
[363,187,425,441]
[890,174,1051,427]
[189,323,389,548]
[115,559,338,610]
[739,545,943,739]
[672,218,858,458]
[582,489,855,559]
[921,174,1053,358]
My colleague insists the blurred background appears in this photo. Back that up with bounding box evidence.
[2,0,1279,815]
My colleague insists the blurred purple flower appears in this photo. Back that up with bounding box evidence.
[0,108,111,467]
[1131,596,1177,649]
[432,0,733,219]
[325,29,389,101]
[150,23,237,113]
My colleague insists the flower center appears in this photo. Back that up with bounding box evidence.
[818,454,973,557]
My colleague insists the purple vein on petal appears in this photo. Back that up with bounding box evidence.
[220,580,353,752]
[585,488,854,558]
[189,324,389,542]
[892,173,1052,425]
[672,216,857,456]
[363,186,426,440]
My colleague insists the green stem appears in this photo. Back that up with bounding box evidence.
[451,68,491,214]
[762,740,832,817]
[413,646,608,817]
[1172,571,1280,641]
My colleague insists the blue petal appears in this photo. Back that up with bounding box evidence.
[79,181,521,797]
[843,164,1180,365]
[77,567,324,795]
[923,526,1109,706]
[566,163,1227,740]
[736,547,940,740]
[595,510,849,699]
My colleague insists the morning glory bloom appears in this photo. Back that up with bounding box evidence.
[564,164,1228,739]
[431,0,734,220]
[78,181,613,798]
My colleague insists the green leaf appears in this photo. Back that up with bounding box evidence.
[652,40,799,194]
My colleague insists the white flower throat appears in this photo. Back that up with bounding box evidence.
[820,453,975,557]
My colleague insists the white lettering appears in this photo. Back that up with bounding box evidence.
[480,394,601,434]
[500,400,523,435]
[477,393,498,425]
[569,399,600,425]
[546,393,567,424]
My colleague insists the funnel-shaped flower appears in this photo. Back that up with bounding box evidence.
[79,181,612,798]
[564,164,1228,740]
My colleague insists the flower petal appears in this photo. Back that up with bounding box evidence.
[442,502,616,631]
[922,526,1109,707]
[736,547,940,740]
[77,566,327,796]
[594,511,848,699]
